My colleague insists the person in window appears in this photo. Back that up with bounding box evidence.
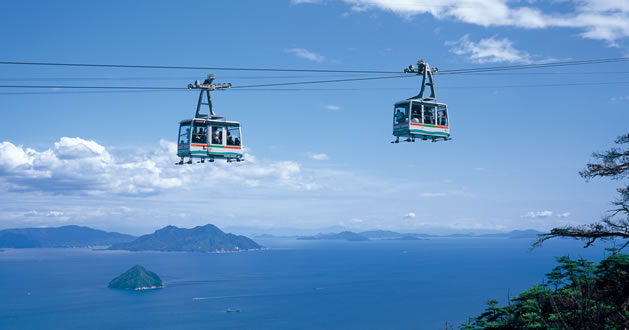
[199,127,207,143]
[198,127,207,143]
[425,109,435,125]
[227,130,234,145]
[411,108,421,123]
[395,109,407,124]
[192,128,199,143]
[438,111,446,126]
[234,137,240,146]
[213,128,222,144]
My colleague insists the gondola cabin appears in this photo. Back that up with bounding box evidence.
[177,75,243,165]
[177,117,243,163]
[393,60,451,143]
[393,100,449,142]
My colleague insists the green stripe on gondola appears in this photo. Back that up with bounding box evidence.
[190,150,243,156]
[409,129,450,137]
[210,152,243,156]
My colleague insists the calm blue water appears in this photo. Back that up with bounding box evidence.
[0,237,612,329]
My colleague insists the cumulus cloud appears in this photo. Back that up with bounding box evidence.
[284,48,325,63]
[310,153,329,161]
[522,210,572,218]
[0,137,319,195]
[420,192,448,198]
[324,104,341,111]
[419,190,475,198]
[523,210,554,218]
[611,95,629,103]
[24,210,65,217]
[317,0,629,44]
[447,35,533,63]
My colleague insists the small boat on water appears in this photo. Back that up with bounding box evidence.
[226,308,240,313]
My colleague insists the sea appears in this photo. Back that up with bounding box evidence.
[0,237,614,330]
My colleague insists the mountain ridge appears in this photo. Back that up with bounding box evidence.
[0,225,136,248]
[109,224,261,252]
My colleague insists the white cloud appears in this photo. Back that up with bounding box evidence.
[611,95,629,102]
[24,210,65,217]
[310,153,329,161]
[403,212,416,219]
[284,48,325,63]
[291,0,323,3]
[522,210,572,218]
[419,190,475,198]
[420,192,448,198]
[522,210,554,218]
[320,0,629,44]
[0,137,319,195]
[324,104,341,111]
[446,35,533,63]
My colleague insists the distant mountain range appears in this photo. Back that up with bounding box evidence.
[359,229,541,239]
[109,224,262,252]
[0,225,136,248]
[0,225,542,248]
[297,231,370,241]
[295,229,542,242]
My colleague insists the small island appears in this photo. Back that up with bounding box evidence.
[108,265,163,291]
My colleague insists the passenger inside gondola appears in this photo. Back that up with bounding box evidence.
[227,127,241,146]
[411,103,422,123]
[424,106,435,125]
[179,124,190,145]
[193,127,207,143]
[438,108,448,126]
[395,106,408,124]
[212,127,223,144]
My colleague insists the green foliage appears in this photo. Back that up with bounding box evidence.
[108,264,163,290]
[535,133,629,249]
[465,254,629,329]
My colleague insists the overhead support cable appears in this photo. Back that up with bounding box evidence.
[230,75,413,89]
[0,61,403,74]
[437,57,629,75]
[0,85,186,90]
[3,80,629,96]
[0,57,628,75]
[0,74,414,91]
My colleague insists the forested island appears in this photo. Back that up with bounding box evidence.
[108,265,163,291]
[109,224,261,253]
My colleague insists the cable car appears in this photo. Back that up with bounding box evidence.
[177,75,244,164]
[393,60,450,143]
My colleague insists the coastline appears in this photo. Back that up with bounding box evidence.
[133,285,164,291]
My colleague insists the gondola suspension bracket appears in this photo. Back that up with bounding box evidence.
[188,74,232,117]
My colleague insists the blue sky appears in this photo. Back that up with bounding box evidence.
[0,0,628,235]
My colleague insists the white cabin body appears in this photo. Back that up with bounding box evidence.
[177,117,243,161]
[393,99,450,141]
